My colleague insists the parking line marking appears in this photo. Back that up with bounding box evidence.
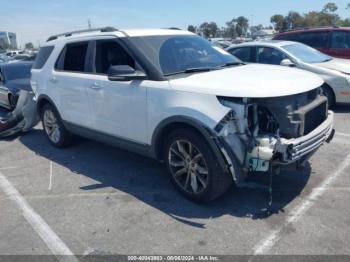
[0,167,18,171]
[0,171,77,259]
[336,132,350,138]
[253,153,350,255]
[48,161,53,191]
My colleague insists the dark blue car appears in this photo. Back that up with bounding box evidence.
[0,61,33,110]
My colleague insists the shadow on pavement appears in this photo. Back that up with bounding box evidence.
[332,105,350,114]
[19,128,311,227]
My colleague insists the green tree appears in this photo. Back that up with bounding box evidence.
[224,20,237,38]
[271,14,286,32]
[235,16,249,36]
[199,22,218,38]
[323,2,338,13]
[25,42,34,49]
[187,25,197,33]
[285,11,304,29]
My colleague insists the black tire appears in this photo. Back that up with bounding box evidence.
[163,128,233,203]
[8,94,17,111]
[41,103,72,148]
[322,85,335,108]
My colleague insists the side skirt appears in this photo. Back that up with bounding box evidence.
[63,121,153,159]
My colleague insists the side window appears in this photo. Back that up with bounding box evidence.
[331,31,350,48]
[95,40,135,74]
[32,46,54,69]
[275,33,300,42]
[299,32,329,48]
[55,42,89,72]
[228,47,252,62]
[257,47,286,65]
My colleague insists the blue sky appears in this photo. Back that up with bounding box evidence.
[1,0,350,47]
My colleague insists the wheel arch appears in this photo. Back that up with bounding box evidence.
[36,94,59,116]
[151,116,230,175]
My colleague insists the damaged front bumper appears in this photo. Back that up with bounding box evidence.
[276,110,334,164]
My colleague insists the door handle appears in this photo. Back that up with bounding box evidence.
[49,76,58,83]
[90,82,102,90]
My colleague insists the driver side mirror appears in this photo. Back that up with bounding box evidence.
[280,59,296,67]
[107,65,147,82]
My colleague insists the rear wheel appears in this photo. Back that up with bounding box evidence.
[163,128,233,203]
[41,103,72,148]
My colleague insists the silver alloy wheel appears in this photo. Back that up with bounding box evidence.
[168,140,209,194]
[43,110,61,143]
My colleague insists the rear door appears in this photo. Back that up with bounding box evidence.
[329,30,350,59]
[51,41,93,128]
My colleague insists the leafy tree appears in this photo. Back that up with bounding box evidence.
[224,20,237,38]
[25,42,34,49]
[235,16,249,36]
[270,14,286,32]
[199,22,218,38]
[323,2,338,13]
[285,11,304,29]
[187,25,197,33]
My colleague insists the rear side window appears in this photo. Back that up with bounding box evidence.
[228,47,252,62]
[331,31,350,48]
[275,32,300,41]
[55,42,88,72]
[33,46,54,69]
[299,32,329,48]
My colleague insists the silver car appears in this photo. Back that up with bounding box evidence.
[227,40,350,107]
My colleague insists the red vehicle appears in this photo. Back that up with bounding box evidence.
[273,27,350,59]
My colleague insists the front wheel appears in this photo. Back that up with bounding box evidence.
[41,104,72,148]
[322,85,335,108]
[163,129,233,203]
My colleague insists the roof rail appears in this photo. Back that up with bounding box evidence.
[283,25,339,33]
[46,27,119,42]
[164,27,182,30]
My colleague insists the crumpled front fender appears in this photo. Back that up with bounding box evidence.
[0,90,39,138]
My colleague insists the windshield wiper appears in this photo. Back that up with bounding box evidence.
[221,62,245,67]
[164,67,217,76]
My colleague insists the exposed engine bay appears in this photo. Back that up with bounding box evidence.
[215,87,334,183]
[0,90,39,138]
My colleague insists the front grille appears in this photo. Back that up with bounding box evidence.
[304,100,328,135]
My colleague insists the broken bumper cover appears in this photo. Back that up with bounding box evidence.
[278,110,334,163]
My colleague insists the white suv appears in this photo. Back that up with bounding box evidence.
[31,27,334,202]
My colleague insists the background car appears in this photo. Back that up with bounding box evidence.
[0,61,33,110]
[227,40,350,107]
[8,54,36,63]
[273,27,350,59]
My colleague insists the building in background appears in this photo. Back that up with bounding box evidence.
[0,31,19,50]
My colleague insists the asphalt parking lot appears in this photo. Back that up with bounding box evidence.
[1,107,350,257]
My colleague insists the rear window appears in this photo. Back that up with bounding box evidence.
[33,46,54,69]
[228,47,252,62]
[275,32,300,41]
[331,31,350,48]
[55,42,88,72]
[299,32,329,48]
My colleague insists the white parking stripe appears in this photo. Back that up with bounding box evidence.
[336,132,350,138]
[0,171,77,260]
[253,153,350,255]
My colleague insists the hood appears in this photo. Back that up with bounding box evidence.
[169,64,323,98]
[314,58,350,75]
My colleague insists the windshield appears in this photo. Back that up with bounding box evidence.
[283,43,332,63]
[127,35,241,76]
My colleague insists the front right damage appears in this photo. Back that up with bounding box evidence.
[213,87,335,184]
